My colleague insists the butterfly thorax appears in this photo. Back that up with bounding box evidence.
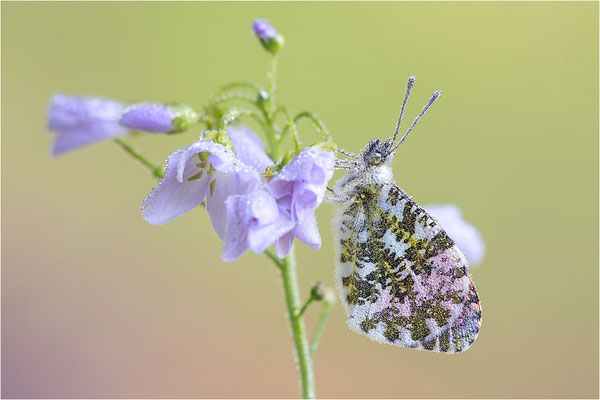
[333,165,394,202]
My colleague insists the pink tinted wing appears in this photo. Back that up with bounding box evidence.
[334,183,481,353]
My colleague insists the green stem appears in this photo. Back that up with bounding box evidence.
[267,54,279,101]
[294,111,332,142]
[210,92,258,107]
[278,249,315,399]
[219,107,268,133]
[281,107,301,150]
[261,52,316,398]
[296,297,315,319]
[264,249,283,269]
[310,295,334,357]
[216,80,262,94]
[114,138,163,178]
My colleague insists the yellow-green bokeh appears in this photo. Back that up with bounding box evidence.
[2,2,598,398]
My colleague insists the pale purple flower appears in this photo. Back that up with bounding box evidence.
[223,189,295,261]
[120,103,174,133]
[423,204,485,267]
[47,94,127,156]
[267,147,335,258]
[142,137,261,240]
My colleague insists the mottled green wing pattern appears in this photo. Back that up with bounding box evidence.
[333,183,481,353]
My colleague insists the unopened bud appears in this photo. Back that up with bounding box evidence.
[310,282,326,301]
[120,102,197,134]
[252,19,284,54]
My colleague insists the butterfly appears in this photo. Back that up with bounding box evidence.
[331,76,481,353]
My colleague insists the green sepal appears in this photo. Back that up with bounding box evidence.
[203,129,233,151]
[165,102,198,133]
[256,89,274,113]
[259,34,284,55]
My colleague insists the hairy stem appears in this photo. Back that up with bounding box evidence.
[262,52,316,398]
[216,80,262,94]
[114,138,163,178]
[278,249,315,399]
[267,54,279,101]
[294,111,332,142]
[296,297,315,319]
[310,294,334,357]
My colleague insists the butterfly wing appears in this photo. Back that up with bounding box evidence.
[333,183,481,353]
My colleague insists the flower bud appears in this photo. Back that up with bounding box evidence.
[256,89,270,107]
[120,102,197,134]
[310,282,326,301]
[252,19,284,54]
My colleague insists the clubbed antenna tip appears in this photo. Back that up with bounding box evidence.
[391,89,442,152]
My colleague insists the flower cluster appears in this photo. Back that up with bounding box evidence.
[141,126,334,260]
[46,18,484,265]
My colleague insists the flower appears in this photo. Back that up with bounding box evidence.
[223,189,295,261]
[120,102,197,133]
[267,147,335,258]
[141,136,261,240]
[47,94,127,156]
[252,19,284,54]
[423,204,485,267]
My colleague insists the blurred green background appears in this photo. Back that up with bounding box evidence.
[2,2,598,398]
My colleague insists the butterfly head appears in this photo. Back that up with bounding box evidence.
[362,138,395,167]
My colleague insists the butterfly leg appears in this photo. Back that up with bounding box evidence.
[325,187,349,203]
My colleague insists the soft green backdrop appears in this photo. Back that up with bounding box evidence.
[2,2,598,398]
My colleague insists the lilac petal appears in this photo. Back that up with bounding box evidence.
[228,126,274,172]
[268,147,334,200]
[48,94,128,156]
[275,232,295,259]
[423,204,486,267]
[142,148,211,225]
[142,138,238,226]
[52,130,120,157]
[291,211,321,250]
[247,209,294,254]
[222,195,251,261]
[222,189,293,261]
[120,103,174,133]
[206,164,261,240]
[175,139,235,183]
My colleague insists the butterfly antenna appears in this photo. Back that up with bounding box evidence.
[390,76,416,146]
[391,90,441,152]
[337,148,359,159]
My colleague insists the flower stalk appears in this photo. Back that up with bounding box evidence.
[277,249,315,399]
[114,138,163,178]
[259,52,319,397]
